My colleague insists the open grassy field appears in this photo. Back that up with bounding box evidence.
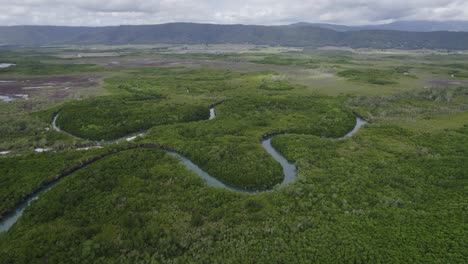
[0,45,466,263]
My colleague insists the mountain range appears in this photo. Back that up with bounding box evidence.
[1,21,468,49]
[292,20,468,32]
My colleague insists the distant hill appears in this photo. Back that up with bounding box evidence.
[293,20,468,32]
[1,22,468,49]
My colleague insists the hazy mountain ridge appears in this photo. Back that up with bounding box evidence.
[1,22,468,49]
[293,20,468,32]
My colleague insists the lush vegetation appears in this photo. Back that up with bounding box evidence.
[141,95,355,190]
[251,55,320,68]
[337,67,416,85]
[0,46,466,263]
[1,124,466,262]
[0,149,107,218]
[0,102,84,152]
[47,66,355,189]
[55,96,209,141]
[250,54,353,68]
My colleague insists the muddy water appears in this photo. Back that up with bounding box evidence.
[343,116,367,138]
[0,180,59,232]
[0,63,15,68]
[52,114,61,132]
[168,151,231,189]
[261,137,297,185]
[0,95,14,102]
[0,94,28,102]
[209,107,216,120]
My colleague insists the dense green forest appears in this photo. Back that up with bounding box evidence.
[0,149,108,218]
[42,66,356,189]
[336,67,417,85]
[1,125,466,262]
[0,47,466,263]
[55,96,209,141]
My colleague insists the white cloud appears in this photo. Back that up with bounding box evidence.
[0,0,467,26]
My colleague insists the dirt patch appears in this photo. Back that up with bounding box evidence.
[427,79,468,86]
[0,75,102,99]
[104,57,305,75]
[57,53,121,59]
[104,58,200,68]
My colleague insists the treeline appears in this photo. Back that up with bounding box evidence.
[104,66,270,95]
[337,67,417,85]
[348,86,468,122]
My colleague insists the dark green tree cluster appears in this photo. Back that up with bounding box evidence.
[0,148,107,217]
[56,96,209,141]
[337,68,415,85]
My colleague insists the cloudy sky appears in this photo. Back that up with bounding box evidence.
[0,0,467,26]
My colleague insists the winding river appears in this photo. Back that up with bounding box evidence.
[0,108,366,232]
[262,138,297,185]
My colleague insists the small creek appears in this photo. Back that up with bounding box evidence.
[262,138,297,185]
[0,180,60,232]
[343,116,367,138]
[0,94,28,102]
[0,63,15,68]
[1,107,366,232]
[209,107,216,120]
